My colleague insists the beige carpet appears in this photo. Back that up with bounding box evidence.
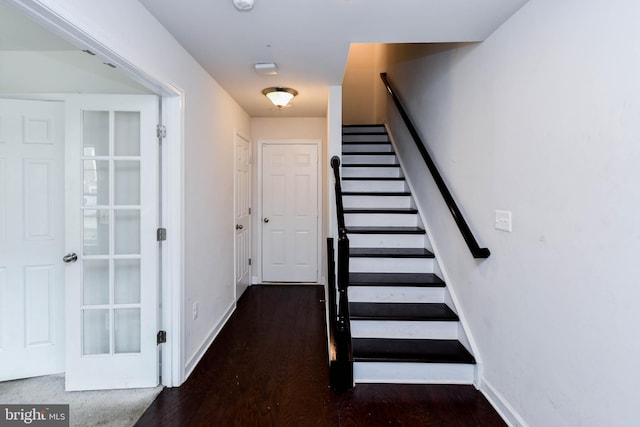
[0,374,162,427]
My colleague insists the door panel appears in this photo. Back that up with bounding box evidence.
[235,134,251,298]
[0,99,65,381]
[64,94,158,391]
[262,143,318,282]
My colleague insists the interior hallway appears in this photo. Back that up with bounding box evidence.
[136,285,505,426]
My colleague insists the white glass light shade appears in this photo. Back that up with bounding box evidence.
[262,87,298,109]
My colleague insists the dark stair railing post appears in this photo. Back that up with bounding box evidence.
[329,155,354,391]
[380,73,490,259]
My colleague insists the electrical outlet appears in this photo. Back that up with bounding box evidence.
[495,210,512,232]
[192,301,199,320]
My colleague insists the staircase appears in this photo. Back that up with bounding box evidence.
[341,124,476,384]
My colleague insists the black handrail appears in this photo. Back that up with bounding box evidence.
[380,73,490,259]
[329,156,353,391]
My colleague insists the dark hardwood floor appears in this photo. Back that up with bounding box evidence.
[136,285,505,427]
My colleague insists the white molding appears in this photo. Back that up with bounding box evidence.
[256,139,322,284]
[9,0,186,388]
[480,379,528,427]
[184,302,236,378]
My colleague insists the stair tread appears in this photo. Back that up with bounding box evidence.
[341,141,392,145]
[342,177,405,181]
[350,302,458,321]
[347,226,425,234]
[349,247,434,258]
[343,151,396,156]
[344,208,417,214]
[352,338,476,364]
[343,191,410,196]
[349,272,445,287]
[342,163,399,167]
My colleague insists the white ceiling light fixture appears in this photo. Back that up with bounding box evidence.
[232,0,255,11]
[262,87,298,109]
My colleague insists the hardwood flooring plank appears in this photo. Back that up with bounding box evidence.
[136,285,505,427]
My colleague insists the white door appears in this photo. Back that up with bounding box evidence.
[235,134,251,297]
[64,94,159,391]
[262,143,318,282]
[0,99,65,381]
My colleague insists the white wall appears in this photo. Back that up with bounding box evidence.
[251,117,327,284]
[342,44,387,125]
[28,0,251,383]
[385,0,640,425]
[0,51,151,94]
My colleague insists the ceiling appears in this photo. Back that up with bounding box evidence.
[0,0,528,116]
[139,0,528,117]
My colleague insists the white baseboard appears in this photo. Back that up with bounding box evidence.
[480,379,528,427]
[183,302,236,379]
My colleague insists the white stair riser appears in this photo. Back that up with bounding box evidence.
[343,134,389,142]
[349,257,434,273]
[342,154,397,164]
[343,195,411,208]
[342,167,402,178]
[345,213,418,227]
[354,362,475,384]
[349,286,445,303]
[343,127,385,134]
[351,321,458,340]
[342,144,393,153]
[348,233,425,248]
[342,180,406,192]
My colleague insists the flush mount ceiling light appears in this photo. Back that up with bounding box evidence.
[232,0,255,11]
[262,87,298,109]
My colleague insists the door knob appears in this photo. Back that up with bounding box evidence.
[263,218,269,223]
[235,224,244,230]
[63,252,78,263]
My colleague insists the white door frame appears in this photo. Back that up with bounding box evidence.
[9,0,185,387]
[234,130,252,300]
[256,139,322,284]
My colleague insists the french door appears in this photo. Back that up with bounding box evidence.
[64,94,159,391]
[0,99,65,381]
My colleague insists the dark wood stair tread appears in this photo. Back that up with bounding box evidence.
[349,247,433,258]
[342,177,405,181]
[350,302,458,321]
[343,124,385,128]
[342,163,399,167]
[347,226,425,234]
[341,140,391,144]
[343,151,396,156]
[344,208,417,214]
[349,272,445,287]
[352,338,476,364]
[343,191,410,196]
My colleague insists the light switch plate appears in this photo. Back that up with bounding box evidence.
[495,210,512,232]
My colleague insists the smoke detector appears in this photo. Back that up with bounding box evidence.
[232,0,255,11]
[254,62,278,76]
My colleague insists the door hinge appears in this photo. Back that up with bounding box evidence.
[248,258,252,266]
[157,124,166,139]
[248,207,251,215]
[157,330,167,344]
[157,228,167,241]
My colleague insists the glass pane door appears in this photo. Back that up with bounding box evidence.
[81,110,142,356]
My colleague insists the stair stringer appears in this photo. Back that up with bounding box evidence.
[383,123,484,387]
